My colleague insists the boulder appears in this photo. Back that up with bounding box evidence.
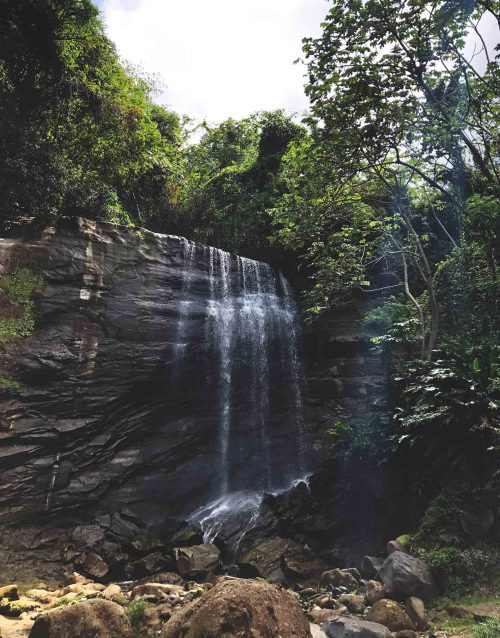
[428,609,449,623]
[386,540,407,555]
[378,552,436,601]
[405,596,428,630]
[156,572,185,585]
[29,599,133,638]
[360,556,384,579]
[125,551,169,579]
[129,534,163,554]
[447,605,474,619]
[237,537,290,583]
[311,623,328,638]
[131,583,182,600]
[339,594,365,614]
[72,525,105,547]
[82,553,109,579]
[0,597,40,617]
[325,617,391,638]
[308,608,342,625]
[68,572,91,585]
[365,599,414,632]
[160,576,311,638]
[363,580,385,605]
[320,569,357,590]
[342,568,361,581]
[174,544,220,578]
[282,544,328,582]
[0,586,17,601]
[450,602,500,622]
[101,584,122,601]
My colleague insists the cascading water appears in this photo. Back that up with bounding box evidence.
[174,239,308,551]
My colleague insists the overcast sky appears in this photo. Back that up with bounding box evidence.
[96,0,329,124]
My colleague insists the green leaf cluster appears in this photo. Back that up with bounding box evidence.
[0,0,184,230]
[0,267,44,343]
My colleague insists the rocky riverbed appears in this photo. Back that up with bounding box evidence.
[1,535,498,638]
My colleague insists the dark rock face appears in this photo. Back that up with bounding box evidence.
[0,218,306,538]
[301,300,392,563]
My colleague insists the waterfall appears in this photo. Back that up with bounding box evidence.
[175,238,197,356]
[175,240,307,548]
[205,246,235,495]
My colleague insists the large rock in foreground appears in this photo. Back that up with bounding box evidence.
[160,576,312,638]
[325,617,391,638]
[378,552,436,601]
[29,599,133,638]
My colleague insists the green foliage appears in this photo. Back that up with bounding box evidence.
[303,0,499,193]
[125,598,148,631]
[409,488,500,594]
[327,413,392,465]
[180,110,304,254]
[0,267,44,343]
[415,544,500,595]
[411,491,464,548]
[0,376,22,391]
[0,0,184,230]
[393,340,499,470]
[395,534,412,547]
[473,618,500,638]
[363,296,424,357]
[49,595,83,609]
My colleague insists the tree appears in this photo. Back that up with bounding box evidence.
[0,0,184,230]
[180,111,305,256]
[303,0,499,195]
[269,0,499,359]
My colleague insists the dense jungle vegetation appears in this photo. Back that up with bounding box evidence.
[1,0,499,594]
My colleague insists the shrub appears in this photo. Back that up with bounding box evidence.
[49,596,83,609]
[473,618,500,638]
[125,598,148,631]
[0,267,44,343]
[414,544,500,595]
[0,376,21,391]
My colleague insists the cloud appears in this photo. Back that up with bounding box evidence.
[98,0,328,123]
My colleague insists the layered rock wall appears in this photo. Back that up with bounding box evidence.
[0,218,389,552]
[0,219,303,536]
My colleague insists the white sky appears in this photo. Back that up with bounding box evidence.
[97,0,329,124]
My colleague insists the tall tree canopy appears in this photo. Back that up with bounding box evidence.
[270,0,499,359]
[0,0,183,229]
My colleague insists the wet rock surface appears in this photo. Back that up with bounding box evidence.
[0,218,310,576]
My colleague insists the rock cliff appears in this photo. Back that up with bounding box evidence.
[0,218,305,538]
[0,218,390,579]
